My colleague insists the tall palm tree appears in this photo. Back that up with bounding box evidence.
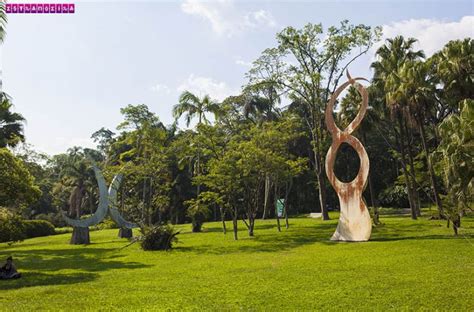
[432,38,474,111]
[173,91,219,127]
[0,95,26,148]
[173,91,219,195]
[396,60,444,217]
[371,35,425,219]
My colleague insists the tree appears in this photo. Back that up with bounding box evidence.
[0,148,41,208]
[372,35,425,219]
[173,91,220,195]
[0,96,26,148]
[0,1,7,42]
[434,99,473,235]
[431,38,474,113]
[395,60,444,217]
[247,21,381,220]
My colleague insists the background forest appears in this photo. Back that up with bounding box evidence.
[1,20,473,240]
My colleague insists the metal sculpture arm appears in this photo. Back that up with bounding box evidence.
[62,166,109,228]
[108,174,138,229]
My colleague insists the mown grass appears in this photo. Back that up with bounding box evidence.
[0,212,473,311]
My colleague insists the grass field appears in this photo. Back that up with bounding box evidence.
[1,212,473,311]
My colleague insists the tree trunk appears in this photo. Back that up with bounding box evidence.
[405,124,421,217]
[275,183,281,232]
[262,174,270,220]
[283,181,292,229]
[118,228,133,239]
[248,214,255,236]
[70,227,90,245]
[232,206,238,240]
[419,123,444,218]
[316,171,330,220]
[362,132,379,225]
[220,207,226,234]
[397,118,417,220]
[313,144,329,220]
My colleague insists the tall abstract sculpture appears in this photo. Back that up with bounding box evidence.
[63,166,137,244]
[325,71,372,241]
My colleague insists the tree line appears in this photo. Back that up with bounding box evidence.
[0,19,472,237]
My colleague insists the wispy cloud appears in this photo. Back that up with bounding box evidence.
[378,16,474,57]
[177,74,239,101]
[181,0,277,37]
[150,83,172,94]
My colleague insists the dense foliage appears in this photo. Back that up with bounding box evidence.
[0,20,471,237]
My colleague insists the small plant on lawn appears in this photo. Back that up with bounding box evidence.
[139,224,180,251]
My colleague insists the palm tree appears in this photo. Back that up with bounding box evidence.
[371,35,425,219]
[0,95,26,148]
[173,91,219,195]
[395,60,444,217]
[173,91,219,127]
[432,38,474,111]
[0,2,7,42]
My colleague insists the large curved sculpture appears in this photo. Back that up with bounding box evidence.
[108,174,138,238]
[325,71,372,241]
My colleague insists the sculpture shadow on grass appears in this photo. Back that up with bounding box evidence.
[0,247,151,290]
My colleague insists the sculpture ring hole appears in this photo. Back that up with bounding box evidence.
[333,142,360,183]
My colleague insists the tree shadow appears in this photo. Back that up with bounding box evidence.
[176,222,338,254]
[0,247,151,290]
[0,272,97,291]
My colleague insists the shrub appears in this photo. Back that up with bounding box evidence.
[35,213,67,228]
[140,224,179,251]
[23,220,55,238]
[378,185,409,208]
[0,212,26,243]
[97,218,118,230]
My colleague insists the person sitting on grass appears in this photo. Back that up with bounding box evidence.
[0,256,21,279]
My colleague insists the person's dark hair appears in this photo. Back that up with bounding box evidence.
[6,256,12,261]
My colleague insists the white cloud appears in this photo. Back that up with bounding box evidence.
[150,83,172,94]
[235,57,252,67]
[177,74,239,101]
[378,16,474,57]
[181,0,277,37]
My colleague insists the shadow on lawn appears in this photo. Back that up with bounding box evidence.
[0,247,151,290]
[0,272,97,291]
[177,222,339,254]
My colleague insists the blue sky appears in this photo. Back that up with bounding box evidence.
[2,0,473,155]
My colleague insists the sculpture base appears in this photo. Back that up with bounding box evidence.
[331,212,372,242]
[118,228,133,238]
[70,227,90,245]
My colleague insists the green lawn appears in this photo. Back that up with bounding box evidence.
[1,213,473,311]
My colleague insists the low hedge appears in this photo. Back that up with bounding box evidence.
[0,212,56,243]
[23,220,56,238]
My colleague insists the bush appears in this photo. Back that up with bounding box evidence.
[97,218,118,230]
[35,213,67,228]
[379,185,410,208]
[140,224,179,251]
[23,220,55,238]
[0,211,26,243]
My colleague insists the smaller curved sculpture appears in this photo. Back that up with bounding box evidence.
[62,166,109,228]
[108,174,138,230]
[325,71,372,242]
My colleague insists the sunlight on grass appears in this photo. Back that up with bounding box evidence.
[0,213,473,311]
